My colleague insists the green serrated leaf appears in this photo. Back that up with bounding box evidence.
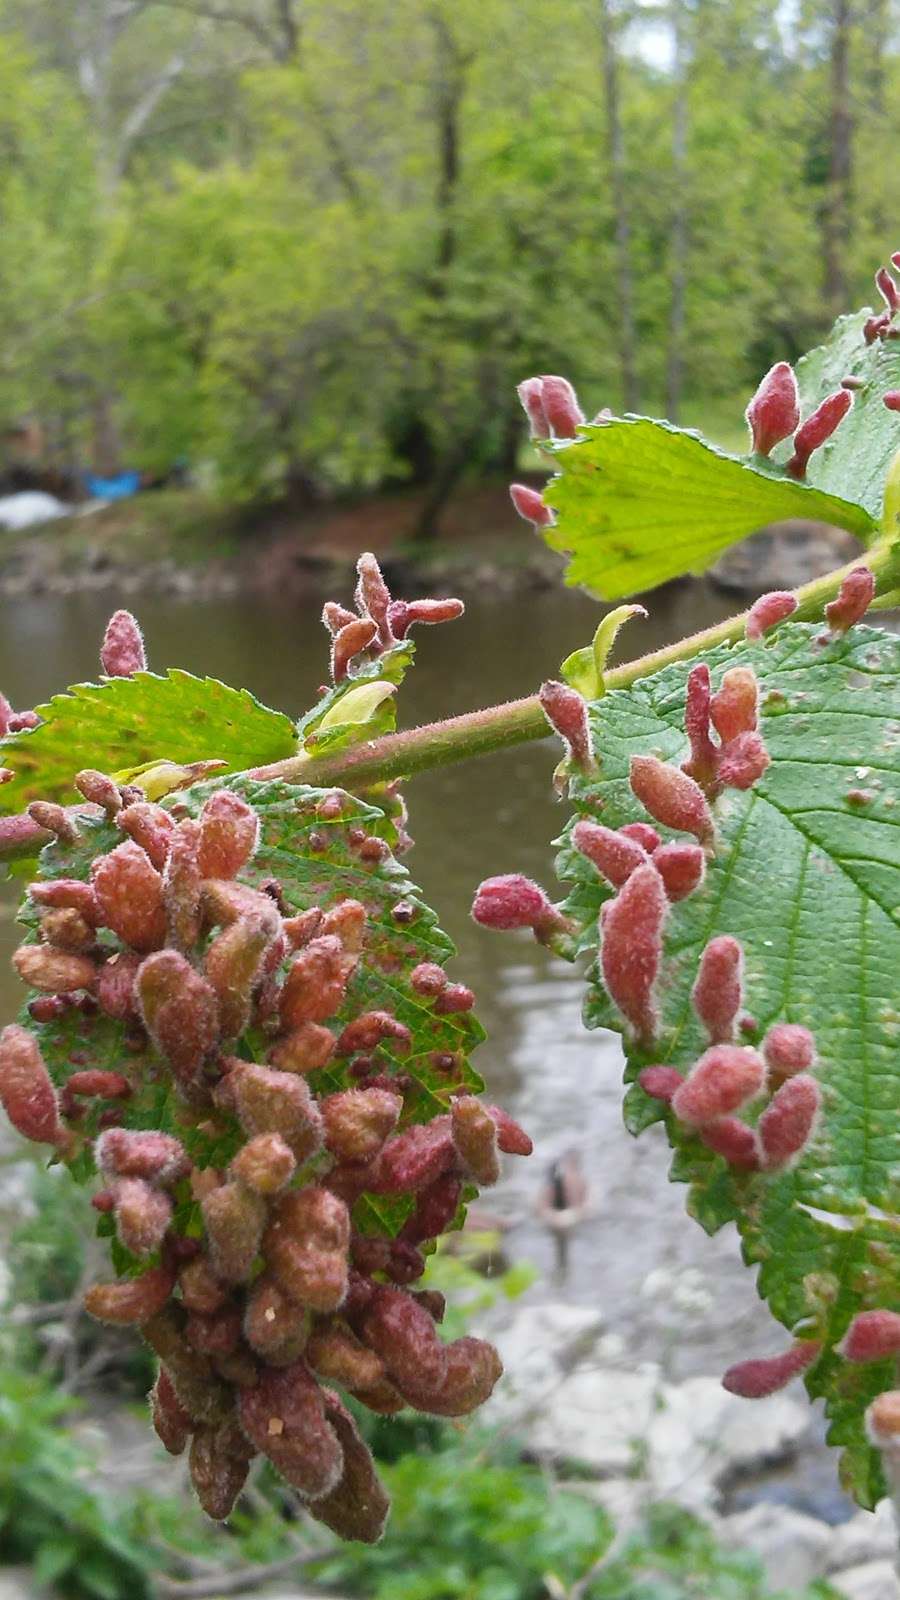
[25,775,482,1238]
[0,670,296,815]
[556,622,900,1505]
[298,639,415,755]
[787,308,900,521]
[541,418,875,600]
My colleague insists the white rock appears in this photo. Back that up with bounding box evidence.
[648,1376,809,1511]
[831,1559,900,1600]
[827,1500,898,1573]
[716,1503,832,1590]
[0,1573,47,1599]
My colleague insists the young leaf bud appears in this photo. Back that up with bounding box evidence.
[699,1116,760,1170]
[189,1422,252,1521]
[238,1360,343,1499]
[112,1177,173,1257]
[509,483,553,528]
[321,1088,402,1163]
[151,1367,194,1455]
[651,841,705,902]
[629,755,714,844]
[92,842,167,952]
[620,821,662,854]
[116,802,176,870]
[539,680,594,771]
[197,791,260,880]
[360,1285,448,1399]
[13,943,96,995]
[97,1132,188,1195]
[336,1011,411,1057]
[204,916,272,1039]
[307,1325,386,1391]
[839,1310,900,1364]
[824,566,875,634]
[762,1023,816,1080]
[201,1180,267,1284]
[722,1340,821,1397]
[691,936,744,1043]
[137,951,220,1088]
[671,1044,765,1127]
[355,552,394,648]
[599,863,668,1044]
[27,802,80,844]
[787,390,852,479]
[517,377,550,438]
[572,820,646,888]
[472,873,567,940]
[540,374,584,438]
[83,1263,176,1325]
[75,769,122,816]
[710,668,759,744]
[450,1095,501,1185]
[715,731,771,791]
[244,1278,310,1367]
[264,1187,350,1312]
[163,819,202,951]
[97,950,142,1021]
[280,936,359,1027]
[268,1022,337,1075]
[332,617,378,681]
[371,1118,455,1194]
[309,1394,391,1544]
[745,362,800,456]
[229,1062,323,1163]
[229,1132,296,1196]
[758,1074,820,1168]
[637,1065,683,1104]
[100,609,146,676]
[0,1024,65,1146]
[682,664,718,789]
[745,590,799,641]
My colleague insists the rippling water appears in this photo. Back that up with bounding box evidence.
[0,574,783,1379]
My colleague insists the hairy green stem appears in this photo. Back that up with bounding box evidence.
[252,541,900,792]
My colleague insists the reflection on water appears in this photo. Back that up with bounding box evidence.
[0,572,775,1375]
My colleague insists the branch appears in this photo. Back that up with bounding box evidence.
[152,1543,336,1599]
[116,51,188,169]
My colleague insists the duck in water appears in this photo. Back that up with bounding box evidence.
[536,1149,591,1281]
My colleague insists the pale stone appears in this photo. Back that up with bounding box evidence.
[831,1559,900,1600]
[827,1500,898,1573]
[716,1503,832,1590]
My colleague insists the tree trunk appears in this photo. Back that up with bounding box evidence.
[823,0,853,322]
[666,0,689,423]
[598,0,639,412]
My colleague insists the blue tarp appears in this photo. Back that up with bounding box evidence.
[83,470,141,501]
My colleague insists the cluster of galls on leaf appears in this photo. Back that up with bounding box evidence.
[0,776,531,1542]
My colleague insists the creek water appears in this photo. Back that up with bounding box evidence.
[0,574,848,1514]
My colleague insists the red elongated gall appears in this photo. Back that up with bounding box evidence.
[451,1095,501,1186]
[92,841,167,953]
[100,609,146,677]
[573,820,646,888]
[179,1256,229,1316]
[228,1062,323,1163]
[653,841,705,902]
[264,1187,350,1312]
[112,1177,173,1257]
[876,265,899,313]
[321,898,368,951]
[239,1361,343,1500]
[244,1274,310,1365]
[322,1088,402,1164]
[620,822,662,854]
[268,1021,336,1075]
[517,377,550,438]
[75,769,122,817]
[97,950,142,1021]
[189,1421,253,1522]
[540,374,584,438]
[699,1116,760,1170]
[471,873,566,941]
[485,1104,532,1155]
[682,664,718,789]
[403,1335,503,1417]
[310,1393,391,1544]
[336,1010,411,1057]
[745,590,798,641]
[39,906,94,952]
[539,679,594,771]
[0,1024,65,1146]
[205,915,273,1039]
[117,802,176,870]
[692,936,744,1043]
[371,1117,455,1194]
[866,1391,900,1452]
[96,1127,190,1186]
[716,731,771,790]
[638,1065,683,1103]
[137,950,220,1088]
[710,668,759,744]
[745,362,800,456]
[509,483,553,528]
[671,1044,765,1128]
[763,1023,815,1080]
[400,1172,463,1245]
[394,597,464,636]
[355,551,394,647]
[839,1310,900,1364]
[83,1263,175,1326]
[280,935,358,1027]
[322,601,357,636]
[163,819,202,951]
[884,391,900,412]
[151,1367,194,1455]
[202,1180,267,1284]
[824,566,875,634]
[360,1285,448,1400]
[864,312,891,344]
[29,878,101,926]
[787,389,852,479]
[758,1073,820,1168]
[62,1069,131,1105]
[722,1340,821,1398]
[629,755,714,845]
[13,943,96,995]
[27,801,79,843]
[307,1324,385,1391]
[599,862,668,1044]
[332,616,378,682]
[197,791,259,880]
[230,1131,296,1195]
